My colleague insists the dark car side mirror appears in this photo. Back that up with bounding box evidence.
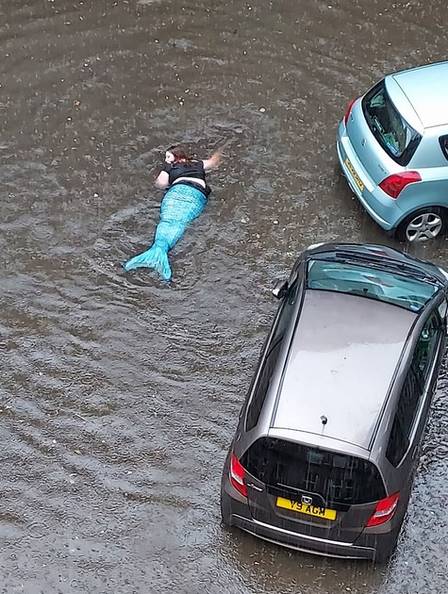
[272,280,288,299]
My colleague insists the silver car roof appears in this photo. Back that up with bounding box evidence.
[271,289,417,450]
[390,61,448,128]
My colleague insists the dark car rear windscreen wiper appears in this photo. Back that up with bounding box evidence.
[320,251,443,286]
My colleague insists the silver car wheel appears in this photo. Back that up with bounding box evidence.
[406,212,443,242]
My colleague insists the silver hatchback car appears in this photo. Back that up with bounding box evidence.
[221,243,448,562]
[337,61,448,242]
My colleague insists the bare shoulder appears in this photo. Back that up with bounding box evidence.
[155,170,170,189]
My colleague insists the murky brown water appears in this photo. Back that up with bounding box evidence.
[1,0,447,592]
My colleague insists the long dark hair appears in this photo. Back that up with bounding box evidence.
[167,145,193,164]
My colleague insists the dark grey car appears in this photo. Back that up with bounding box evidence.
[221,243,448,562]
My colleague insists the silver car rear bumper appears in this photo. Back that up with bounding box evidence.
[232,514,376,560]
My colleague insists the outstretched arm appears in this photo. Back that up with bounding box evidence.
[155,170,170,189]
[203,149,222,172]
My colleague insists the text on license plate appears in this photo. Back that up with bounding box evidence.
[276,496,337,520]
[345,158,365,192]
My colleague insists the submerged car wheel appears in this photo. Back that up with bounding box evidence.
[397,207,447,242]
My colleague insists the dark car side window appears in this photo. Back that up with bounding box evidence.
[439,135,448,161]
[386,312,442,467]
[245,281,299,431]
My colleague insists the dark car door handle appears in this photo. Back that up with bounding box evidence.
[246,482,263,492]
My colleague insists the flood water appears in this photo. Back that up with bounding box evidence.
[1,0,447,592]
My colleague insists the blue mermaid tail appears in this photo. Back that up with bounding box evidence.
[124,184,207,280]
[123,241,172,280]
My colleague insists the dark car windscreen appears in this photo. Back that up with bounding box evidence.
[242,438,385,505]
[362,80,421,166]
[307,258,438,312]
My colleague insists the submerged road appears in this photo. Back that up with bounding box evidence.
[0,1,447,592]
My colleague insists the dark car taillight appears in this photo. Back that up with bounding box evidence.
[366,492,400,527]
[379,172,421,199]
[229,453,247,497]
[343,98,356,125]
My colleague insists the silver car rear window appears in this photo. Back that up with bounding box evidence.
[307,259,437,312]
[362,80,421,166]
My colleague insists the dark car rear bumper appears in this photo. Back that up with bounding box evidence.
[231,513,376,560]
[221,475,378,561]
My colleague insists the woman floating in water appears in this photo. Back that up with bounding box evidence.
[124,145,221,280]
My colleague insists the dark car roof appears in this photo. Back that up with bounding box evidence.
[271,289,417,450]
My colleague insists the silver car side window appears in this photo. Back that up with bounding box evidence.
[245,280,299,432]
[437,299,447,319]
[386,311,442,467]
[439,135,448,161]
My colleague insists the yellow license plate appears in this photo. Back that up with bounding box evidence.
[345,158,365,192]
[276,496,337,521]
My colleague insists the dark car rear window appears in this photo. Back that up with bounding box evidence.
[242,438,386,505]
[362,80,421,166]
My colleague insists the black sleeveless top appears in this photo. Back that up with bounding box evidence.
[163,160,206,185]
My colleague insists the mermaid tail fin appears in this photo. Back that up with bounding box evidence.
[124,184,207,281]
[123,243,172,280]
